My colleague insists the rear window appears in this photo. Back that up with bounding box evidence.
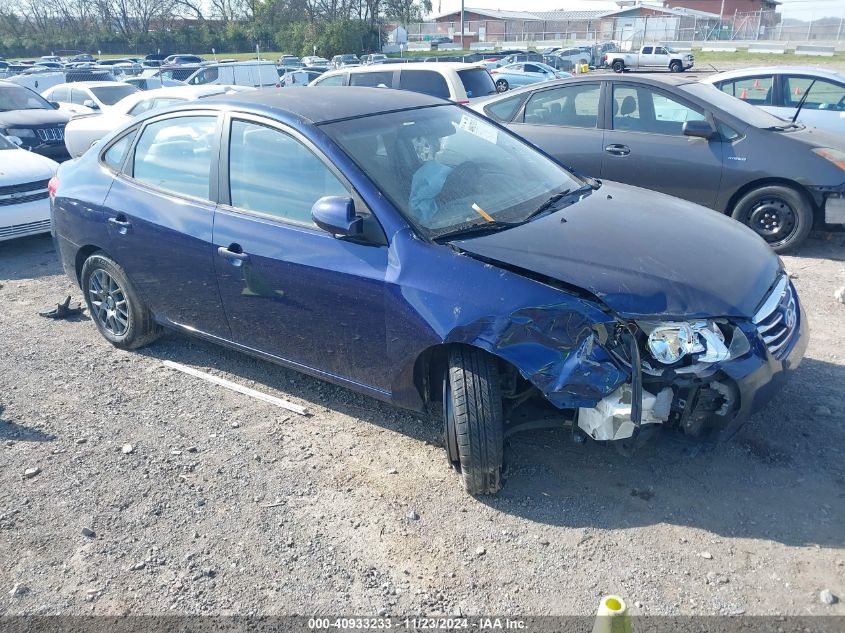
[484,95,523,122]
[458,68,496,99]
[399,70,449,99]
[91,84,137,105]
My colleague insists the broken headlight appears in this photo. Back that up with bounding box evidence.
[638,320,730,365]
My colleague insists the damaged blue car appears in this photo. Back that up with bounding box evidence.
[50,88,808,495]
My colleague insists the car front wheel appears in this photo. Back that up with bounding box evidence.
[731,185,814,253]
[443,347,504,495]
[669,61,683,72]
[81,252,161,349]
[495,78,509,93]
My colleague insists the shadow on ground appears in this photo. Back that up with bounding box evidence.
[0,234,62,282]
[134,328,845,549]
[0,405,56,442]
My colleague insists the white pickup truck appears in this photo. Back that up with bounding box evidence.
[604,45,694,73]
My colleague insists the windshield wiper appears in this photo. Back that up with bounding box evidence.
[520,183,595,223]
[436,220,515,241]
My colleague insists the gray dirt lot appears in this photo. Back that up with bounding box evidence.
[2,233,844,617]
[2,61,845,615]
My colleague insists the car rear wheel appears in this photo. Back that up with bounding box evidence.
[81,252,161,349]
[731,185,814,253]
[443,347,504,495]
[495,78,509,93]
[612,60,625,73]
[669,61,683,73]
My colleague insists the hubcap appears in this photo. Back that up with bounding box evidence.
[88,269,129,336]
[747,197,796,243]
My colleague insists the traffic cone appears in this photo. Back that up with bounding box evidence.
[592,596,632,633]
[740,87,747,100]
[753,78,761,89]
[794,86,802,96]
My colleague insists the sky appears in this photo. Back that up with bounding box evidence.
[430,0,845,21]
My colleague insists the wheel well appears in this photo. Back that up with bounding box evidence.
[74,245,104,285]
[722,178,820,219]
[412,343,522,407]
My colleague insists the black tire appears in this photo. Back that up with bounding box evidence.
[612,60,624,73]
[731,185,814,253]
[443,347,504,495]
[669,61,683,73]
[495,78,509,93]
[81,252,161,349]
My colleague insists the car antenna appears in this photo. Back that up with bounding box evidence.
[791,78,816,124]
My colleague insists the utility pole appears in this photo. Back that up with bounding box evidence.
[460,0,464,48]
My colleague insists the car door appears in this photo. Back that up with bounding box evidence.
[101,112,231,338]
[212,114,391,391]
[652,47,670,69]
[778,74,845,134]
[601,82,723,208]
[508,81,605,177]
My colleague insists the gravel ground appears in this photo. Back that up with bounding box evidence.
[1,231,844,617]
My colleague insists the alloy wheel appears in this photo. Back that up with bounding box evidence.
[88,268,129,336]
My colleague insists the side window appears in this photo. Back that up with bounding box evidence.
[51,86,69,102]
[315,74,345,86]
[524,83,600,128]
[132,115,217,200]
[101,130,136,171]
[399,70,450,99]
[642,47,653,55]
[350,71,393,88]
[228,120,349,226]
[784,76,845,111]
[484,94,523,122]
[70,88,88,105]
[719,75,773,105]
[524,64,540,73]
[612,86,704,135]
[655,47,667,55]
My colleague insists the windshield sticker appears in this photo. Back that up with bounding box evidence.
[459,114,498,144]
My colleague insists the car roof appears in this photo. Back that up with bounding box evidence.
[477,74,695,102]
[200,86,447,124]
[48,81,128,90]
[702,66,844,82]
[327,62,484,74]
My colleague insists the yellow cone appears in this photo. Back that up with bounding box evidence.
[592,595,632,633]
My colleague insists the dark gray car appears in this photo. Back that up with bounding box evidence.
[472,75,845,252]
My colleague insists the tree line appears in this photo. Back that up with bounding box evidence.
[0,0,431,58]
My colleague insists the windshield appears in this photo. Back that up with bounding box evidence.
[91,84,138,105]
[323,105,582,239]
[0,134,17,150]
[681,82,791,129]
[0,85,52,111]
[458,68,497,98]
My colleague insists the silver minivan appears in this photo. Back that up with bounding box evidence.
[186,61,279,88]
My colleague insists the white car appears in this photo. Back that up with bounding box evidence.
[0,134,59,241]
[41,81,139,116]
[63,84,253,158]
[703,67,845,134]
[301,56,329,67]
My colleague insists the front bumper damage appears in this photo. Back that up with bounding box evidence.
[575,279,807,444]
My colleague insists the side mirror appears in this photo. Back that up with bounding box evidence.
[49,101,60,109]
[83,99,99,109]
[311,196,363,237]
[683,119,716,139]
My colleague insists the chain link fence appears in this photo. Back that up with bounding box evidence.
[402,12,845,48]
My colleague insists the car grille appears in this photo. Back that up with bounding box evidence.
[752,276,798,360]
[0,218,51,240]
[0,179,50,206]
[35,127,64,142]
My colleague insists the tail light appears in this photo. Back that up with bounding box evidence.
[48,175,60,198]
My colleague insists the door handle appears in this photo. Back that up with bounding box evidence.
[217,244,249,265]
[107,215,132,235]
[604,144,631,156]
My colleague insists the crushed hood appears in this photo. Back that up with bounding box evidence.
[453,181,781,319]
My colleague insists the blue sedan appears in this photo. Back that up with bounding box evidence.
[490,62,572,92]
[50,88,806,495]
